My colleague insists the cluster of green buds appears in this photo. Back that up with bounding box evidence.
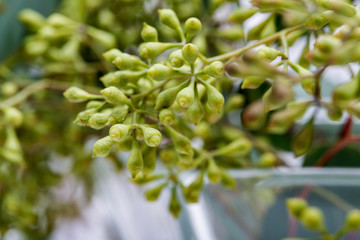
[286,198,360,239]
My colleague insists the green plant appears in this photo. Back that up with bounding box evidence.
[2,0,360,238]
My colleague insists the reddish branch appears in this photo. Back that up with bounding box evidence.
[315,116,360,167]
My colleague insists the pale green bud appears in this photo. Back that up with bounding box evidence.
[286,198,308,218]
[1,128,24,164]
[182,44,198,65]
[221,169,236,189]
[87,27,116,48]
[141,23,158,42]
[258,152,277,168]
[109,124,131,142]
[333,77,360,108]
[169,50,185,68]
[155,81,188,109]
[159,109,175,125]
[305,11,331,30]
[204,61,225,77]
[93,136,114,157]
[241,100,266,130]
[204,83,224,113]
[3,107,23,127]
[100,86,131,105]
[318,0,356,17]
[315,35,342,53]
[185,17,201,36]
[147,64,172,81]
[182,173,203,203]
[24,38,48,56]
[64,87,100,103]
[186,95,204,125]
[256,46,285,61]
[242,76,266,89]
[213,138,252,157]
[176,82,195,108]
[228,8,257,23]
[86,100,104,109]
[88,112,110,129]
[18,9,45,30]
[165,126,193,156]
[345,210,360,231]
[109,105,129,123]
[216,25,244,41]
[112,53,148,70]
[103,49,122,63]
[100,71,145,88]
[127,137,143,179]
[142,127,162,147]
[74,109,97,126]
[158,9,181,33]
[300,207,325,232]
[145,183,166,201]
[142,146,156,177]
[225,94,245,112]
[47,13,75,27]
[291,119,314,157]
[139,42,180,60]
[1,82,18,97]
[207,159,221,184]
[169,187,181,217]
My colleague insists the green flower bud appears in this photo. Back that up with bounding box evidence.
[169,49,185,68]
[159,109,175,125]
[154,81,188,109]
[241,100,266,130]
[300,207,325,232]
[182,173,203,203]
[216,25,244,41]
[224,94,245,112]
[169,187,181,217]
[100,70,145,88]
[315,35,342,53]
[142,146,156,177]
[100,86,131,106]
[263,78,293,111]
[204,61,225,77]
[18,9,45,30]
[46,13,75,27]
[24,38,48,56]
[176,81,195,108]
[221,169,236,189]
[74,109,97,126]
[139,42,180,60]
[213,138,252,157]
[182,44,199,65]
[87,27,116,48]
[109,105,129,123]
[165,126,193,156]
[228,8,257,23]
[109,124,131,142]
[256,46,285,61]
[345,210,360,231]
[3,107,23,127]
[159,148,177,165]
[258,152,277,168]
[64,87,101,103]
[142,127,162,147]
[324,102,343,121]
[145,183,166,201]
[88,112,110,129]
[158,9,183,38]
[1,82,18,97]
[288,61,315,95]
[207,159,221,184]
[286,198,308,218]
[103,49,122,63]
[318,0,356,17]
[127,137,143,179]
[203,83,224,113]
[0,128,24,164]
[93,136,114,157]
[185,17,201,36]
[113,53,148,70]
[242,76,266,89]
[86,100,104,109]
[291,119,314,157]
[204,103,222,124]
[186,94,204,125]
[333,76,360,108]
[147,64,172,81]
[141,23,158,42]
[305,11,331,30]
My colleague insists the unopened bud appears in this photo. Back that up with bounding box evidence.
[74,109,97,126]
[186,95,204,125]
[257,46,285,61]
[207,159,221,184]
[225,94,245,112]
[88,112,110,129]
[100,86,131,106]
[127,137,143,178]
[169,50,185,68]
[142,147,156,177]
[3,107,23,127]
[213,138,252,157]
[300,207,325,232]
[165,126,193,156]
[182,173,203,203]
[204,83,224,113]
[305,11,331,30]
[228,8,257,23]
[147,64,172,81]
[176,82,195,108]
[1,82,18,97]
[159,109,175,125]
[103,49,122,63]
[158,9,182,36]
[315,35,341,53]
[241,100,266,130]
[145,183,166,201]
[258,152,277,167]
[242,76,266,89]
[142,127,162,147]
[141,23,158,42]
[318,0,356,17]
[221,169,236,189]
[139,42,180,60]
[286,198,308,218]
[64,87,100,103]
[113,53,148,70]
[169,187,181,217]
[216,25,244,41]
[182,44,199,65]
[18,9,45,30]
[345,210,360,231]
[291,119,314,157]
[204,61,225,77]
[185,17,201,36]
[155,81,188,109]
[109,124,131,142]
[93,136,114,157]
